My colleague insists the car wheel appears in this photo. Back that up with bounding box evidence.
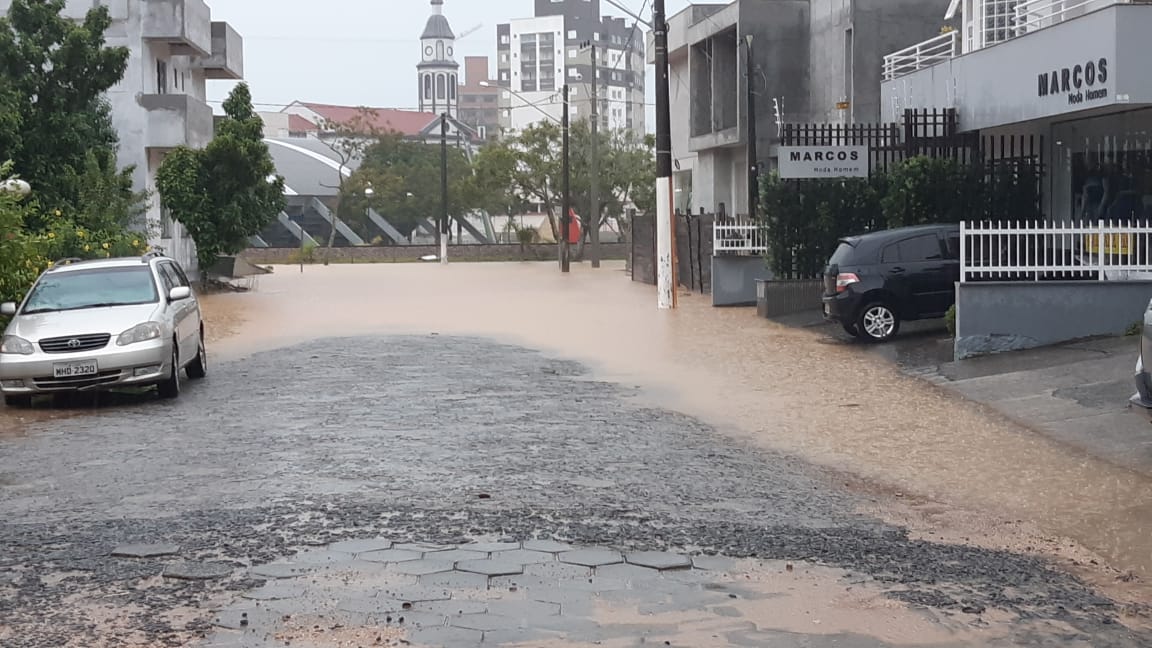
[857,302,901,343]
[157,346,181,400]
[186,331,207,380]
[842,322,861,338]
[3,395,31,408]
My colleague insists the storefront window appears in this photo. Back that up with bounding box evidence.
[1054,108,1152,223]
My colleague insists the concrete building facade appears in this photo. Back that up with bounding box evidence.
[0,0,243,274]
[882,0,1152,225]
[495,0,645,135]
[658,0,948,217]
[458,57,500,140]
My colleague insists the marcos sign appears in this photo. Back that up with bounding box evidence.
[778,146,869,179]
[1038,58,1110,106]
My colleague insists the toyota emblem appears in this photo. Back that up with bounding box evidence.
[67,338,81,349]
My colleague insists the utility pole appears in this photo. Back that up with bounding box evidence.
[653,0,676,308]
[589,42,602,268]
[745,35,759,221]
[560,83,571,273]
[440,113,449,265]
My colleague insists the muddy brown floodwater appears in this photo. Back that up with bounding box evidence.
[7,261,1152,614]
[198,262,1152,591]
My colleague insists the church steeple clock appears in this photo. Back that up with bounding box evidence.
[418,0,459,118]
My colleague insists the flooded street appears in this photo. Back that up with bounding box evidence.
[2,260,1151,647]
[210,262,1152,580]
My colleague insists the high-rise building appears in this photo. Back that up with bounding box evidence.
[496,0,645,135]
[0,0,244,275]
[417,0,459,118]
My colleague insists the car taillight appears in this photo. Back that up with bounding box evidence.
[835,273,860,293]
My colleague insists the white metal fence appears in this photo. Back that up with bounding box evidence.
[882,31,960,81]
[960,220,1152,282]
[1015,0,1131,34]
[713,216,768,255]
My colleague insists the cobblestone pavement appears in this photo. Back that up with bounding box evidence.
[0,336,1148,646]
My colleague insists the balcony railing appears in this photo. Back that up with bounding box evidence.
[141,94,214,150]
[882,31,960,81]
[884,0,1148,80]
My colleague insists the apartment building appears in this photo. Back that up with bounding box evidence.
[495,0,646,134]
[0,0,243,274]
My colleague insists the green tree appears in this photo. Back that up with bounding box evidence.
[345,131,473,242]
[156,83,286,273]
[0,162,46,311]
[0,0,132,216]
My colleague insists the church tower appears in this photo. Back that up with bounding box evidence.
[418,0,459,118]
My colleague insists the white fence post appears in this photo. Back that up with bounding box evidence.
[959,221,968,283]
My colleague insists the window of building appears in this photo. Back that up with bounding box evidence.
[568,68,578,78]
[568,48,577,59]
[567,30,577,39]
[437,74,446,99]
[501,35,510,44]
[450,74,457,100]
[424,75,432,99]
[501,53,508,62]
[437,41,444,59]
[155,59,167,95]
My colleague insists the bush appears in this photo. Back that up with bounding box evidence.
[945,304,957,336]
[290,241,318,265]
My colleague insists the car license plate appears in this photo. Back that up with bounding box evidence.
[53,360,98,378]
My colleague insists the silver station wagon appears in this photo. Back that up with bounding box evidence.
[0,252,206,407]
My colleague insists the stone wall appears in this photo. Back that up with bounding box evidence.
[241,243,628,265]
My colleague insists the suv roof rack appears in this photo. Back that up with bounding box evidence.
[141,250,166,263]
[50,257,85,267]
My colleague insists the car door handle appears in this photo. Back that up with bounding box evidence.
[890,267,906,274]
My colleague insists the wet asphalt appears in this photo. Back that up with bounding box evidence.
[0,336,1148,646]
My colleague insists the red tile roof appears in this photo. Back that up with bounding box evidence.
[298,102,438,137]
[287,114,317,132]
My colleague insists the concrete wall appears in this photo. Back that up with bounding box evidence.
[712,256,773,306]
[955,281,1152,359]
[243,243,628,265]
[808,0,949,124]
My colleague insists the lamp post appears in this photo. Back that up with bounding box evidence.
[441,113,449,265]
[653,0,676,309]
[580,39,602,269]
[744,34,759,222]
[0,178,31,199]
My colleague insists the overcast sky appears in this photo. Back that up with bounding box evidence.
[203,0,694,130]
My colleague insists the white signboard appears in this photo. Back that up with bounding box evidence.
[778,146,869,179]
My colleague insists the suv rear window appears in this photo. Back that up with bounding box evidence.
[828,242,858,266]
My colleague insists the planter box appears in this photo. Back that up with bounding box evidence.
[756,279,824,318]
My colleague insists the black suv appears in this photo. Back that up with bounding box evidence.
[822,224,960,342]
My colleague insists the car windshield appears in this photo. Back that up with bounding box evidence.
[21,267,158,314]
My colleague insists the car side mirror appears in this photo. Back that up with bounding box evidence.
[168,286,192,302]
[0,302,15,317]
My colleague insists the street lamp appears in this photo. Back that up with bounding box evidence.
[0,177,31,199]
[479,81,571,272]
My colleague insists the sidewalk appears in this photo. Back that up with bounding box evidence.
[789,310,1152,478]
